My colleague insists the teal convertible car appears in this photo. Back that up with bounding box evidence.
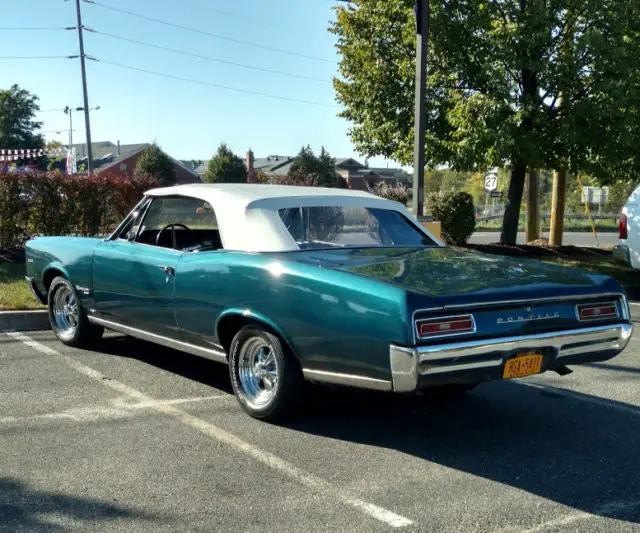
[25,184,632,420]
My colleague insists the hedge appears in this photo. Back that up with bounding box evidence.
[0,172,159,249]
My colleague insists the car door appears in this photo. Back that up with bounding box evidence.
[92,196,195,338]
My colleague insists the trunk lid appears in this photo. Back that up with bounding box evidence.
[283,246,625,340]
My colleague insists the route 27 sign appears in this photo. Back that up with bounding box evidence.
[484,171,498,192]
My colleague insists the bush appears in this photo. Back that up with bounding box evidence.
[425,190,476,245]
[371,181,411,204]
[0,172,159,248]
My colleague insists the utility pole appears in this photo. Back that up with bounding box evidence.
[525,169,539,242]
[74,0,93,174]
[412,0,429,217]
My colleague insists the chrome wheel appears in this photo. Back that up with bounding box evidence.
[52,285,79,339]
[237,337,279,408]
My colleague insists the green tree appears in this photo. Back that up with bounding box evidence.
[288,145,342,187]
[134,143,175,186]
[0,84,44,150]
[331,0,640,244]
[204,143,247,183]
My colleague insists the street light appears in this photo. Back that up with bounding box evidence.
[333,0,428,216]
[63,105,100,157]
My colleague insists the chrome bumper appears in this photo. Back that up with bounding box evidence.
[390,323,633,392]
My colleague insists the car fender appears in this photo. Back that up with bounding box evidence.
[43,262,72,287]
[216,308,295,353]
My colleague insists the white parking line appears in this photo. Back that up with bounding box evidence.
[516,381,640,418]
[629,301,640,307]
[2,331,413,529]
[0,395,228,425]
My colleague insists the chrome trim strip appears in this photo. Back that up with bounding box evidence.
[422,359,504,375]
[443,293,626,311]
[302,369,392,392]
[414,313,476,341]
[415,324,632,361]
[88,316,228,364]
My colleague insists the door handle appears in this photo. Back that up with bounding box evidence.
[159,265,175,276]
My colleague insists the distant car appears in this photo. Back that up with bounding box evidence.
[26,184,632,421]
[614,184,640,269]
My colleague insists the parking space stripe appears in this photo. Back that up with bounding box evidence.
[2,331,413,529]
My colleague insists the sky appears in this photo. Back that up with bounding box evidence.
[0,0,394,167]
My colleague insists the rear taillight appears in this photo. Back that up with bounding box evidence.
[619,214,628,240]
[577,302,618,321]
[415,314,475,339]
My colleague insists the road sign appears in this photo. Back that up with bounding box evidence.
[484,172,498,192]
[490,191,503,198]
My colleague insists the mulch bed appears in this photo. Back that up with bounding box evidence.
[458,241,613,260]
[0,248,25,264]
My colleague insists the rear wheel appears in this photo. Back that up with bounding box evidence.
[228,325,304,421]
[48,276,103,347]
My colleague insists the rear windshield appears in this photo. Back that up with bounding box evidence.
[278,206,436,250]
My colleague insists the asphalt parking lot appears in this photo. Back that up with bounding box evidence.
[2,311,640,532]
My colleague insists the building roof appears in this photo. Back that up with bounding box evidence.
[144,183,423,252]
[74,141,150,165]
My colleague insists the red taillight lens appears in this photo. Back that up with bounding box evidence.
[577,302,618,321]
[416,315,475,339]
[619,214,628,240]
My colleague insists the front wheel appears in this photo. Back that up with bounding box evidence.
[228,326,304,421]
[48,276,103,347]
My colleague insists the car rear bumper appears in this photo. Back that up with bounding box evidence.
[390,323,633,392]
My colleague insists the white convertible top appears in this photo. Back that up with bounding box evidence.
[145,183,438,252]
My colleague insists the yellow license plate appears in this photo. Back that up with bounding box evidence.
[502,353,543,379]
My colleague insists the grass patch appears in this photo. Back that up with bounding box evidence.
[476,218,618,232]
[0,262,44,310]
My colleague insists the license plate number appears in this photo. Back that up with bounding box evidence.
[503,353,543,379]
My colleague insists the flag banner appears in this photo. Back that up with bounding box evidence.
[0,148,61,161]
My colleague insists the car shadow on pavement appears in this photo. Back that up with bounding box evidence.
[0,477,160,532]
[291,383,640,525]
[84,335,640,525]
[94,335,234,394]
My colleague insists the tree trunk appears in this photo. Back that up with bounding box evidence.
[500,164,527,244]
[549,167,567,245]
[525,169,539,243]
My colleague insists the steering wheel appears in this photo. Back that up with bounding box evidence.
[156,223,190,249]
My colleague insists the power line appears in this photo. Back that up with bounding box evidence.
[161,0,300,32]
[83,0,336,64]
[91,57,339,108]
[0,55,75,59]
[0,26,74,31]
[87,28,330,83]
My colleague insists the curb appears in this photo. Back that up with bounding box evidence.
[0,310,50,332]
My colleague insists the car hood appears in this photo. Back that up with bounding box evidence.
[282,247,622,306]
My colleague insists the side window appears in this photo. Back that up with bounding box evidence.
[114,198,151,241]
[135,196,221,251]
